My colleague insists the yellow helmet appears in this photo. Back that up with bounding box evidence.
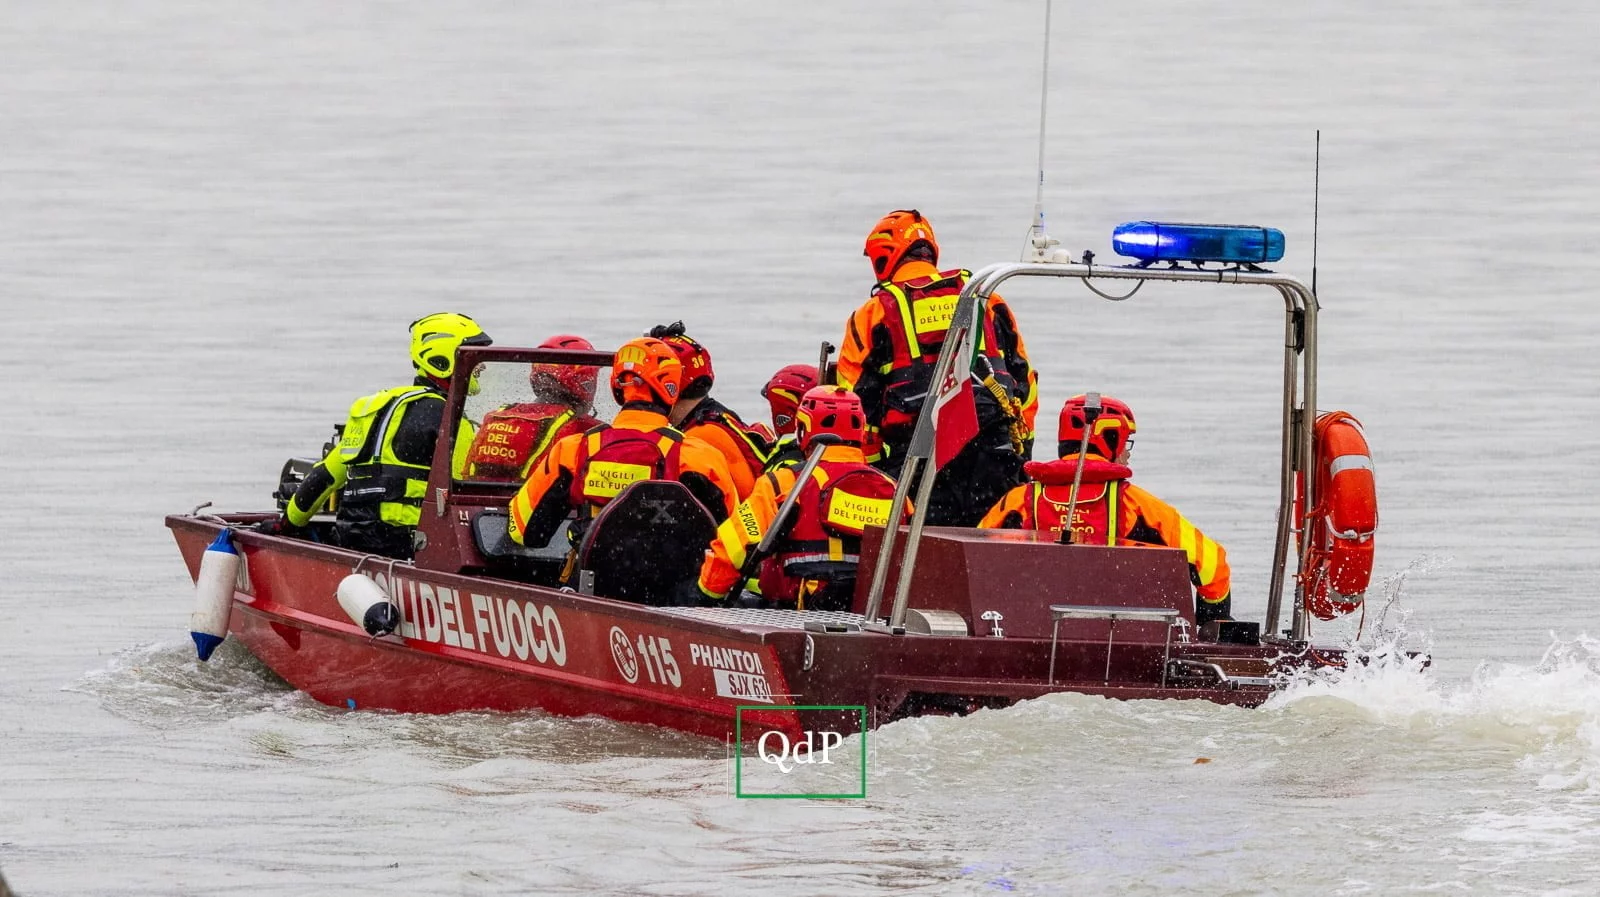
[409,312,492,381]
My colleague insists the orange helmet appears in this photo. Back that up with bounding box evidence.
[863,209,938,281]
[530,334,598,407]
[795,386,867,450]
[761,364,819,436]
[648,321,714,399]
[609,337,683,408]
[1058,394,1137,461]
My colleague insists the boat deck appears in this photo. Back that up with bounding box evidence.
[658,606,868,632]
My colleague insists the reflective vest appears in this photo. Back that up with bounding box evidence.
[567,424,684,514]
[465,403,576,479]
[681,397,772,472]
[779,460,898,579]
[337,385,441,529]
[873,269,1016,433]
[1025,480,1123,545]
[762,433,805,472]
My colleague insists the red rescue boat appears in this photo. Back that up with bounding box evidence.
[168,225,1395,741]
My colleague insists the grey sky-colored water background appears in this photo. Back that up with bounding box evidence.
[4,1,1600,894]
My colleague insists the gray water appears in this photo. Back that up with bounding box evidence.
[4,1,1600,894]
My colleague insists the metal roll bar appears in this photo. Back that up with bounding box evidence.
[861,258,1320,642]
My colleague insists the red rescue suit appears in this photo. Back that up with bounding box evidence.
[979,456,1233,612]
[464,403,599,481]
[697,445,902,610]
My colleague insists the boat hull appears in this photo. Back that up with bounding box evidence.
[169,514,1317,741]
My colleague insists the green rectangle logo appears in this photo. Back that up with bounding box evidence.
[734,705,868,799]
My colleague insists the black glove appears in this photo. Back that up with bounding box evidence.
[670,579,714,607]
[734,590,772,609]
[257,515,302,538]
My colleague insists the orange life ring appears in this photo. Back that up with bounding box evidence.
[1296,411,1378,620]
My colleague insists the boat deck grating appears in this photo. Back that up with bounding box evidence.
[658,606,869,631]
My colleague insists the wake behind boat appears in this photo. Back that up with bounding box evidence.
[168,219,1390,744]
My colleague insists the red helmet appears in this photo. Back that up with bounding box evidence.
[794,386,866,450]
[648,321,714,399]
[610,337,683,408]
[863,209,939,281]
[1058,394,1137,461]
[760,364,820,436]
[529,334,598,407]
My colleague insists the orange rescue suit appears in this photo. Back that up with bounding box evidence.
[696,444,903,605]
[676,396,770,499]
[838,259,1039,457]
[979,455,1232,608]
[509,407,739,547]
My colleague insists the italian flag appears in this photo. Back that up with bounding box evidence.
[928,295,982,471]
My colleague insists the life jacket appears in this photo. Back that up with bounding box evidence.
[778,460,899,580]
[873,269,1016,434]
[1018,457,1134,544]
[337,384,442,530]
[681,396,772,473]
[762,433,805,472]
[465,403,583,480]
[567,424,685,515]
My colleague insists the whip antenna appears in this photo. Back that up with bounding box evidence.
[1312,129,1321,296]
[1025,0,1061,261]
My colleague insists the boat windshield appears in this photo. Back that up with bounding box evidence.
[453,358,618,487]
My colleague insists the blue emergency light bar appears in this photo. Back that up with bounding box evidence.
[1111,221,1286,265]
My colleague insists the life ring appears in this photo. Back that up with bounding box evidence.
[1296,411,1378,620]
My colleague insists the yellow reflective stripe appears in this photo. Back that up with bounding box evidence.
[379,504,421,526]
[1196,534,1219,585]
[450,416,473,479]
[1105,482,1119,546]
[519,410,573,478]
[809,466,832,489]
[886,284,919,354]
[1178,517,1221,585]
[1021,374,1039,432]
[828,536,844,561]
[1178,518,1197,555]
[374,390,433,466]
[508,487,535,543]
[732,425,770,463]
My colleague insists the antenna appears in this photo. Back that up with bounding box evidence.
[1311,129,1321,296]
[1031,0,1053,240]
[1025,0,1064,262]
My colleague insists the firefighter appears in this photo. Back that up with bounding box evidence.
[753,363,819,471]
[838,209,1039,526]
[462,334,602,481]
[266,312,492,558]
[508,337,739,554]
[648,321,771,497]
[691,386,906,611]
[978,394,1234,625]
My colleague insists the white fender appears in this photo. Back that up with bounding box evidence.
[337,573,402,637]
[190,529,239,661]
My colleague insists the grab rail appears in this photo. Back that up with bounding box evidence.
[1047,605,1181,686]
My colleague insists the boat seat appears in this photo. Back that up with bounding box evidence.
[573,481,717,606]
[471,508,573,562]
